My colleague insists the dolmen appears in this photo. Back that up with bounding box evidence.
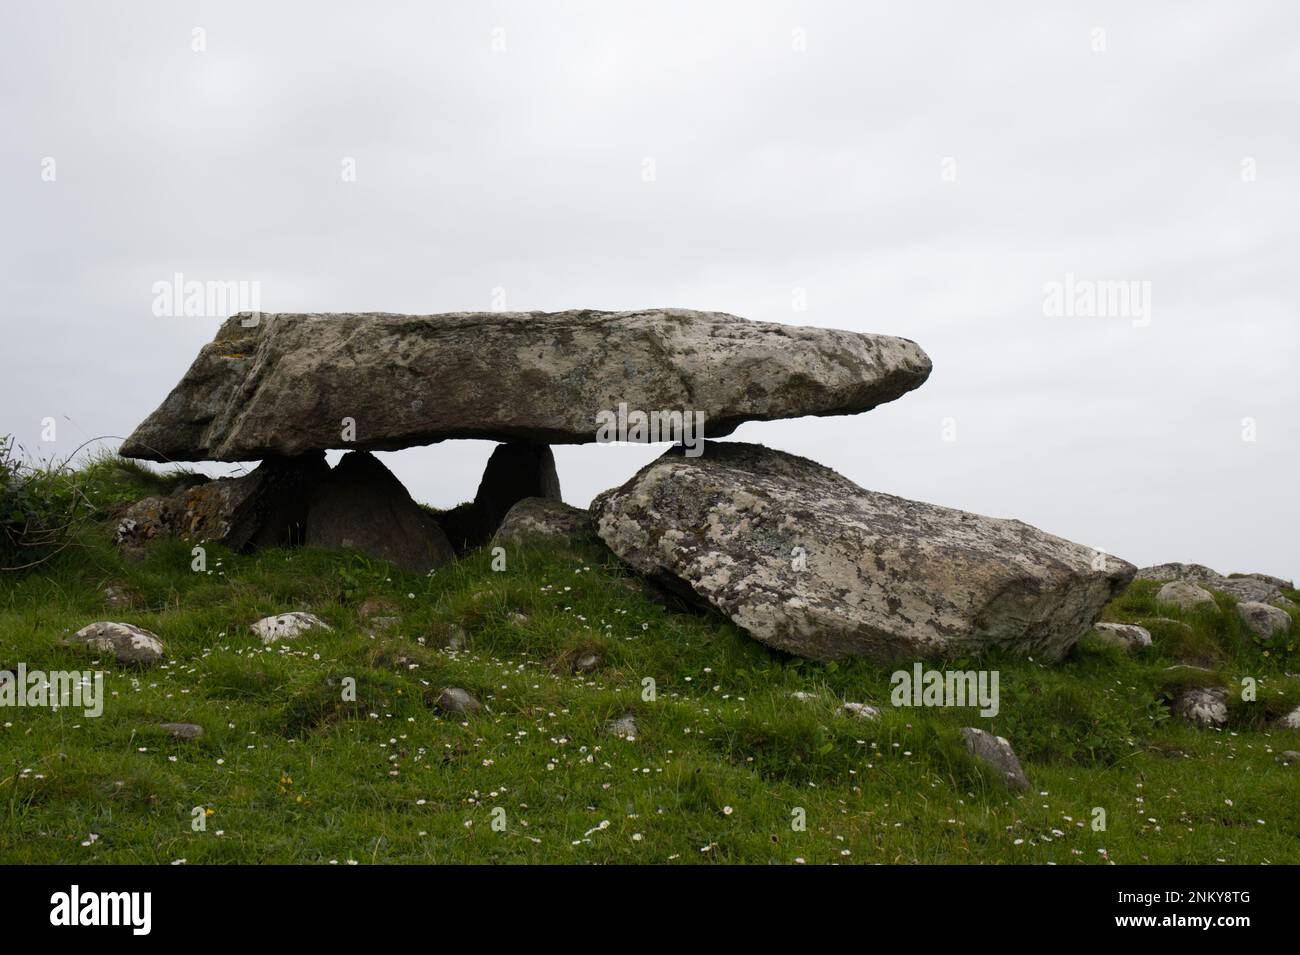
[119,308,1132,662]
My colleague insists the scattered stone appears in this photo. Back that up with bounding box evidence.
[251,611,331,644]
[119,309,933,461]
[1172,687,1228,729]
[304,451,454,574]
[593,442,1134,663]
[1156,580,1217,613]
[1091,622,1153,651]
[1138,562,1292,608]
[1280,751,1300,765]
[65,622,165,666]
[492,497,594,548]
[606,715,639,739]
[840,702,881,720]
[1235,601,1292,638]
[1279,707,1300,730]
[789,691,817,702]
[1136,563,1223,585]
[438,443,562,552]
[435,687,481,716]
[573,652,601,675]
[960,728,1029,792]
[100,584,131,609]
[158,722,204,741]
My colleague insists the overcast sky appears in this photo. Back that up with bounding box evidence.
[2,1,1297,582]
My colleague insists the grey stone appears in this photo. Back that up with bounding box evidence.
[305,451,454,573]
[1136,563,1223,585]
[437,442,561,551]
[1156,580,1217,612]
[1278,707,1300,730]
[1235,601,1291,639]
[840,702,881,720]
[435,687,481,716]
[960,727,1029,792]
[1280,751,1300,765]
[65,622,165,666]
[119,310,932,461]
[1172,687,1228,729]
[251,611,331,644]
[573,653,601,675]
[606,715,639,739]
[1092,622,1153,651]
[592,442,1134,663]
[159,722,204,740]
[492,497,594,548]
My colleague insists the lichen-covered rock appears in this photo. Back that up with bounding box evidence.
[840,702,881,721]
[304,451,453,573]
[606,715,639,739]
[1235,601,1292,638]
[119,310,932,461]
[1138,563,1292,607]
[1172,686,1228,729]
[960,728,1029,792]
[1156,580,1217,612]
[1091,622,1153,651]
[251,611,331,644]
[1136,563,1224,586]
[66,622,165,665]
[1278,706,1300,730]
[492,497,594,548]
[592,442,1134,663]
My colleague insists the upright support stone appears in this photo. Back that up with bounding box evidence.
[438,442,562,552]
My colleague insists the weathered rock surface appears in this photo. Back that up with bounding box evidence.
[305,451,454,573]
[115,454,327,551]
[960,728,1030,792]
[65,622,165,665]
[1156,580,1217,612]
[1235,601,1292,638]
[492,497,594,548]
[119,310,933,461]
[1137,563,1223,586]
[1138,563,1292,607]
[158,722,205,740]
[840,702,881,721]
[1279,707,1300,730]
[1172,686,1228,729]
[1092,622,1153,651]
[251,611,331,644]
[434,687,481,716]
[438,442,561,551]
[592,443,1134,663]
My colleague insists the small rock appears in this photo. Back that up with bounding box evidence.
[1279,706,1300,730]
[100,584,131,609]
[1092,622,1153,651]
[789,691,816,703]
[159,722,204,741]
[606,715,638,739]
[1235,601,1292,638]
[840,702,881,720]
[1280,751,1300,765]
[573,652,601,675]
[960,727,1029,792]
[435,687,481,716]
[1156,580,1217,612]
[66,622,165,666]
[1172,686,1228,729]
[251,611,331,644]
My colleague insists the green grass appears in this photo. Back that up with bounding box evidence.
[1,457,1298,864]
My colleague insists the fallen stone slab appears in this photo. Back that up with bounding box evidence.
[592,442,1134,663]
[305,451,454,573]
[119,309,932,461]
[64,622,165,666]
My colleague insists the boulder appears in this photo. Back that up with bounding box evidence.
[1156,581,1217,612]
[592,442,1134,663]
[1235,601,1291,639]
[492,497,594,548]
[1228,571,1293,591]
[65,622,165,666]
[118,310,932,461]
[960,728,1029,792]
[438,442,562,551]
[1136,563,1223,586]
[251,611,331,644]
[305,451,454,573]
[434,687,481,716]
[115,454,327,551]
[1091,622,1153,651]
[1172,687,1228,729]
[1138,563,1291,607]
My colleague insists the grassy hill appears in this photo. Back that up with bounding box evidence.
[1,455,1298,864]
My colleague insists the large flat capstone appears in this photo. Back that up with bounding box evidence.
[591,442,1135,663]
[119,310,932,462]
